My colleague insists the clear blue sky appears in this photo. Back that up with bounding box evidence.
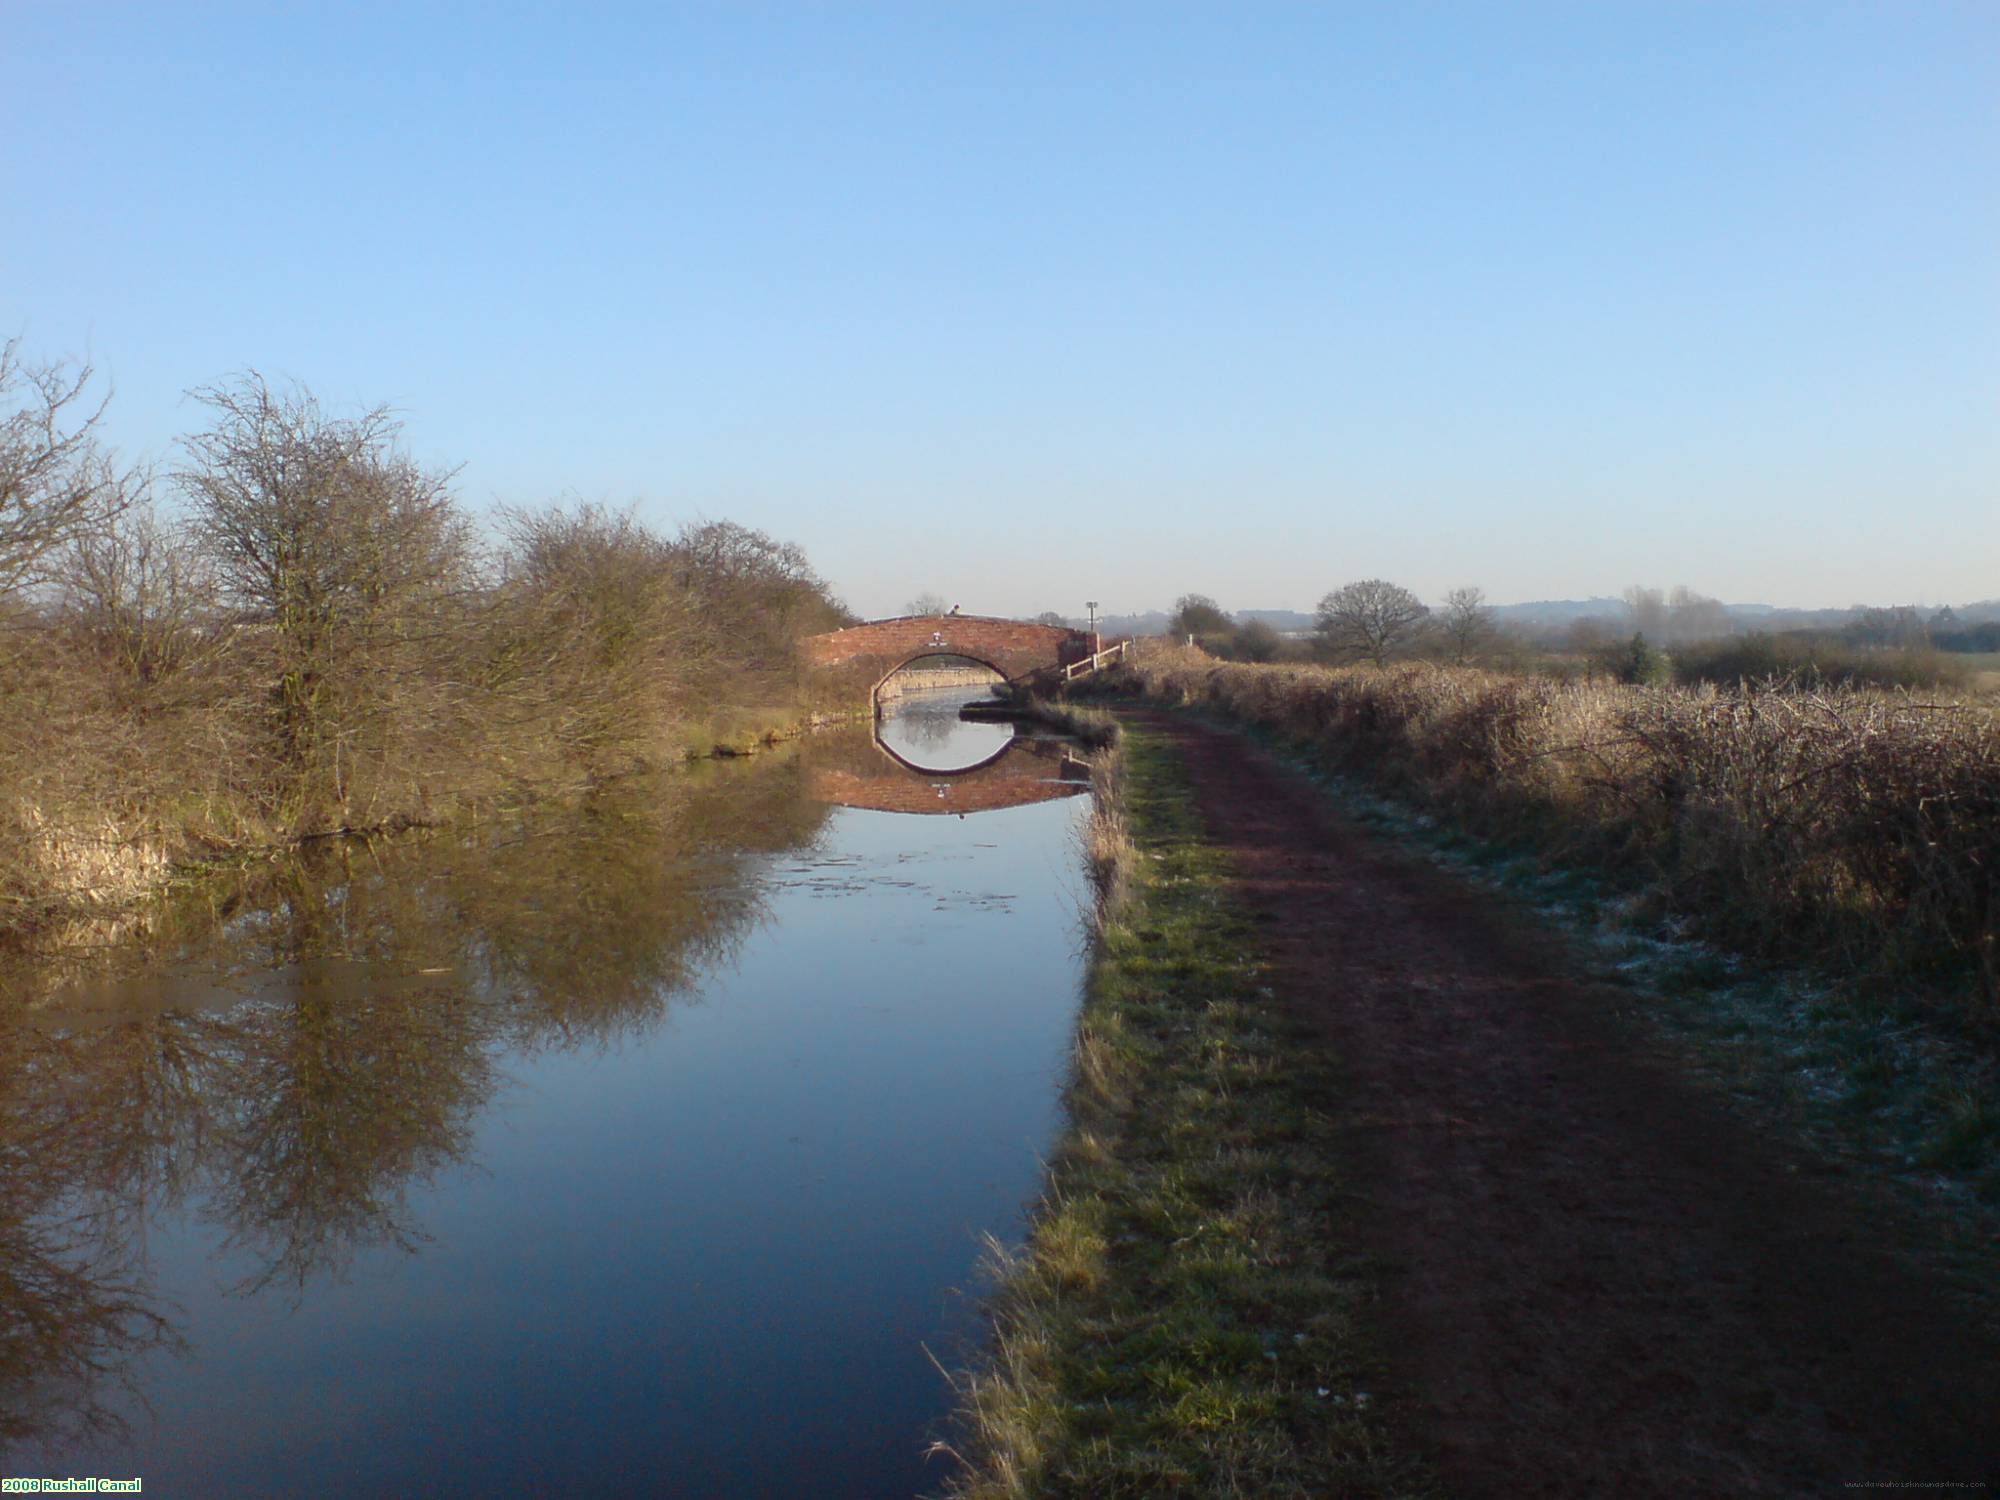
[7,2,1995,618]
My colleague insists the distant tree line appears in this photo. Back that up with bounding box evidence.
[1848,604,2000,655]
[1162,584,1495,668]
[1156,573,1985,691]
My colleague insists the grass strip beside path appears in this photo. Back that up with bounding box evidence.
[939,723,1432,1500]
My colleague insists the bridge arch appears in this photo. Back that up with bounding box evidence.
[802,613,1095,712]
[869,650,1008,711]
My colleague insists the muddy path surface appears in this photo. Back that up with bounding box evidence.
[1132,708,2000,1498]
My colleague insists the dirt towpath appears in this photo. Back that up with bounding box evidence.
[1135,708,2000,1498]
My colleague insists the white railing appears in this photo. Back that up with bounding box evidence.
[1062,639,1131,681]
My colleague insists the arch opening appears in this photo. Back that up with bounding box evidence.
[870,651,1008,716]
[871,658,1015,774]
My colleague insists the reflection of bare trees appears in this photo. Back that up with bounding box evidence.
[455,813,761,1051]
[0,751,833,1451]
[888,698,966,752]
[206,981,496,1295]
[0,1020,183,1455]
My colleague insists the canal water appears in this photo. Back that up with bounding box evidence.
[0,690,1091,1498]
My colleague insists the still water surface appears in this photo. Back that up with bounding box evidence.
[0,691,1089,1497]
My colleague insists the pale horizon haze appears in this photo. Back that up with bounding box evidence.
[6,3,1995,620]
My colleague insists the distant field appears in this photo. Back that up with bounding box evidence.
[1958,652,2000,694]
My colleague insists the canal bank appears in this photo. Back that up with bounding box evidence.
[940,717,1430,1500]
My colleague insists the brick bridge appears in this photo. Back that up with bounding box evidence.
[802,613,1095,711]
[807,732,1090,817]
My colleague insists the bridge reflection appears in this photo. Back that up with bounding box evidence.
[807,727,1090,816]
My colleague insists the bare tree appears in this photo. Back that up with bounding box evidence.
[904,592,950,617]
[1168,593,1232,642]
[1231,617,1283,662]
[1623,586,1668,642]
[177,373,470,817]
[494,502,701,769]
[1666,585,1730,644]
[1315,579,1430,666]
[56,500,220,690]
[0,342,132,598]
[1439,585,1492,665]
[670,517,848,697]
[1626,584,1732,646]
[1030,610,1069,629]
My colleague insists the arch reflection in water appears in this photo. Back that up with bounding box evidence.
[873,682,1014,770]
[809,689,1090,816]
